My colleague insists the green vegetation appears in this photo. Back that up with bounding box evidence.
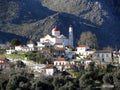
[10,38,21,48]
[5,51,48,64]
[5,53,26,60]
[1,62,120,90]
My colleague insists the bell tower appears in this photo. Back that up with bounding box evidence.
[69,25,73,48]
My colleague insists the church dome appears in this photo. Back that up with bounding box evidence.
[52,26,59,31]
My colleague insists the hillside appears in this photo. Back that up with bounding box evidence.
[0,0,120,48]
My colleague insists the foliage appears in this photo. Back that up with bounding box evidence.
[10,38,21,48]
[87,62,95,71]
[6,53,26,60]
[102,73,114,84]
[2,60,120,90]
[16,60,26,68]
[26,51,45,64]
[78,31,98,48]
[79,72,94,89]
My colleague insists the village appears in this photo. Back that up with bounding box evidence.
[0,26,120,78]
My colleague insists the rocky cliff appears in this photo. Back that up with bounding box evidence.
[0,0,120,48]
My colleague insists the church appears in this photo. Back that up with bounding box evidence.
[37,26,74,47]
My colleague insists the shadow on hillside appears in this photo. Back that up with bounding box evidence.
[0,31,29,44]
[12,0,56,24]
[47,12,120,49]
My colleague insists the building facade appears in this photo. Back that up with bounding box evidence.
[39,26,74,47]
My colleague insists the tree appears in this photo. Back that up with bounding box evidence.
[16,60,26,68]
[10,38,21,48]
[87,62,95,71]
[102,73,114,84]
[78,31,98,48]
[79,72,94,89]
[26,51,45,64]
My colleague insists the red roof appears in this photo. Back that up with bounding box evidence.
[42,65,55,69]
[0,62,9,65]
[54,43,63,45]
[95,50,112,53]
[42,48,50,51]
[55,48,65,51]
[52,27,59,31]
[0,58,5,60]
[55,58,66,61]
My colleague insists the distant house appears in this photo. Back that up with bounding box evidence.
[119,54,120,64]
[54,43,64,48]
[15,45,23,51]
[42,47,50,54]
[14,42,37,53]
[30,64,46,73]
[54,48,65,57]
[0,58,9,69]
[6,49,16,54]
[81,59,93,69]
[41,47,51,59]
[54,58,75,71]
[76,45,95,59]
[37,42,45,50]
[93,50,113,63]
[27,42,36,51]
[42,65,57,76]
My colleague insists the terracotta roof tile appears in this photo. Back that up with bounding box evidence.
[54,43,63,45]
[0,58,5,60]
[95,50,112,53]
[0,62,9,65]
[42,65,55,69]
[55,58,66,61]
[42,48,50,51]
[52,27,59,31]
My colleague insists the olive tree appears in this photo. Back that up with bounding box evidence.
[78,31,98,48]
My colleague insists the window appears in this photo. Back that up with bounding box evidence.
[102,54,104,58]
[106,54,108,57]
[97,54,99,57]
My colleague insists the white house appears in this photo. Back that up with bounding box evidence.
[30,64,46,73]
[54,43,64,48]
[15,45,23,51]
[37,42,45,50]
[6,49,16,54]
[54,58,75,71]
[119,54,120,64]
[42,65,57,76]
[93,50,113,63]
[26,42,36,51]
[76,45,95,59]
[14,42,36,52]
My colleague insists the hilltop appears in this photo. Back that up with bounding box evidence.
[0,0,120,48]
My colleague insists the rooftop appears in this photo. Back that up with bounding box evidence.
[52,26,59,31]
[42,65,55,69]
[55,58,66,61]
[95,50,112,53]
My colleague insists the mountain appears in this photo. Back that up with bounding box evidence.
[0,0,120,48]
